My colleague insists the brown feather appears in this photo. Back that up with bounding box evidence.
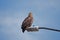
[21,12,33,33]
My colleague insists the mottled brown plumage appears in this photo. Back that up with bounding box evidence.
[21,12,33,33]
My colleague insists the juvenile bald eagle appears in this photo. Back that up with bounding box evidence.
[21,12,33,33]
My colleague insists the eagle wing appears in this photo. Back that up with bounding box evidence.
[21,16,33,29]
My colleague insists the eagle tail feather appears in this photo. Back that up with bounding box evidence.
[22,29,25,33]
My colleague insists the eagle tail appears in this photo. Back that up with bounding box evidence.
[22,29,25,33]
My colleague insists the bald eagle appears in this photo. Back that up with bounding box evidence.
[21,12,33,33]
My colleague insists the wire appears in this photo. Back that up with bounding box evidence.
[38,27,60,32]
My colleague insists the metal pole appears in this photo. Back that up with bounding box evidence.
[38,27,60,32]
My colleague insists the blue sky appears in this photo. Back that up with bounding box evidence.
[0,0,60,40]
